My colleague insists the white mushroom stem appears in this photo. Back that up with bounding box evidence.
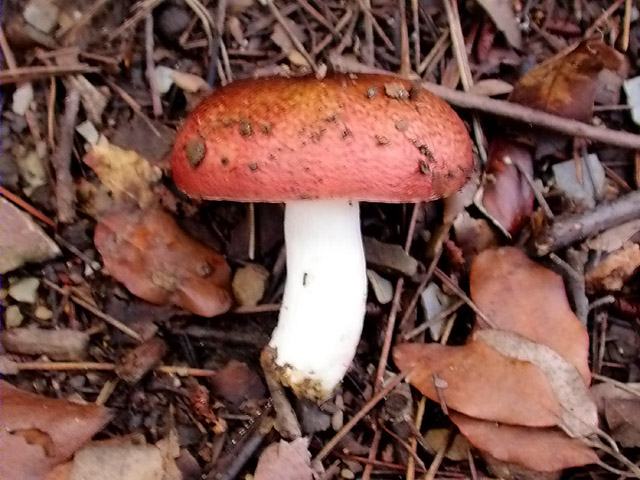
[268,199,367,400]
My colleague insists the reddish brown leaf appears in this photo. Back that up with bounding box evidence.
[480,138,534,235]
[470,247,591,383]
[94,207,232,317]
[254,438,314,480]
[115,337,167,384]
[585,243,640,292]
[393,341,562,427]
[509,39,624,122]
[0,380,111,480]
[209,360,266,406]
[450,412,598,472]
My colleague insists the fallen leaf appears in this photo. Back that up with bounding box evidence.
[1,327,89,361]
[366,269,394,305]
[110,116,175,167]
[209,360,266,406]
[364,236,419,277]
[423,429,470,461]
[452,211,498,262]
[450,412,598,472]
[393,341,563,428]
[479,138,534,235]
[60,435,180,480]
[585,243,640,292]
[586,219,640,253]
[552,154,605,209]
[254,438,314,480]
[83,140,162,209]
[604,398,640,447]
[470,247,591,382]
[0,196,60,273]
[0,380,111,480]
[475,329,597,437]
[476,0,522,49]
[509,39,624,122]
[95,207,232,317]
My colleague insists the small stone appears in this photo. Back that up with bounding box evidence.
[232,264,269,306]
[331,409,344,431]
[12,83,34,116]
[5,305,24,328]
[76,120,100,145]
[8,277,40,303]
[23,0,60,33]
[34,305,53,320]
[340,468,355,479]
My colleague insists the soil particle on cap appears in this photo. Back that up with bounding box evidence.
[384,82,410,100]
[239,120,253,137]
[419,159,430,175]
[375,135,390,146]
[366,86,377,99]
[197,262,212,277]
[414,141,436,164]
[341,127,352,139]
[248,162,259,171]
[185,137,206,167]
[395,119,409,132]
[220,156,230,166]
[260,122,272,134]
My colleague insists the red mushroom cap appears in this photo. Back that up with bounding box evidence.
[171,74,473,202]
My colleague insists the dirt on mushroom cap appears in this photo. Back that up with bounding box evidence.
[171,74,473,202]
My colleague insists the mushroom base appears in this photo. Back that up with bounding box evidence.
[268,199,368,401]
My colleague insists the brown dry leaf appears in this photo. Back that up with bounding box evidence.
[604,398,640,447]
[470,247,591,382]
[475,0,522,49]
[450,412,598,472]
[254,438,314,480]
[393,341,562,428]
[480,138,534,235]
[94,207,232,317]
[209,360,266,406]
[83,140,162,209]
[115,337,168,384]
[585,243,640,292]
[509,39,624,122]
[0,380,111,480]
[475,329,597,437]
[55,435,181,480]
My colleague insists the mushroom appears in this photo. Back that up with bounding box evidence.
[170,74,473,401]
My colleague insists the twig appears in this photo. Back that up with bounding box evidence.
[534,190,640,255]
[566,249,589,325]
[504,156,554,219]
[405,395,426,480]
[266,0,319,75]
[0,185,56,227]
[422,82,640,150]
[424,428,451,480]
[0,65,100,85]
[145,15,162,117]
[434,268,495,327]
[43,279,143,342]
[620,0,632,52]
[398,0,411,76]
[403,299,464,340]
[362,0,374,65]
[260,347,302,440]
[57,0,112,41]
[51,88,80,223]
[411,0,420,72]
[312,372,407,466]
[3,360,219,377]
[103,78,162,137]
[107,0,164,40]
[356,0,396,51]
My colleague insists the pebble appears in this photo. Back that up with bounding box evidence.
[5,305,24,328]
[34,305,53,320]
[23,0,60,33]
[8,277,40,303]
[340,468,355,479]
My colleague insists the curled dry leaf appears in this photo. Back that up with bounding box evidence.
[393,341,563,427]
[475,0,522,49]
[470,247,590,382]
[94,207,232,317]
[254,438,314,480]
[0,380,111,480]
[83,140,162,209]
[480,138,534,235]
[509,39,625,122]
[450,412,598,472]
[585,243,640,292]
